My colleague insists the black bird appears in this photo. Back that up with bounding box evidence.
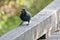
[20,8,31,25]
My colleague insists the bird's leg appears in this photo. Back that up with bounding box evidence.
[27,21,30,25]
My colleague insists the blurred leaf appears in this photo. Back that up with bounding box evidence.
[20,0,24,6]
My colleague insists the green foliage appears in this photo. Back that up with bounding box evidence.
[26,0,53,16]
[0,14,22,36]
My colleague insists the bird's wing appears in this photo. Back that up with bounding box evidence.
[26,11,32,17]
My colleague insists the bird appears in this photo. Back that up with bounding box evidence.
[20,8,31,25]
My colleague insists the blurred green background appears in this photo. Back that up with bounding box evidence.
[0,0,53,36]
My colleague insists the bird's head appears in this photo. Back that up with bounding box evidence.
[22,8,25,11]
[21,8,27,14]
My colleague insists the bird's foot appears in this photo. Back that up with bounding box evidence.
[26,24,29,25]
